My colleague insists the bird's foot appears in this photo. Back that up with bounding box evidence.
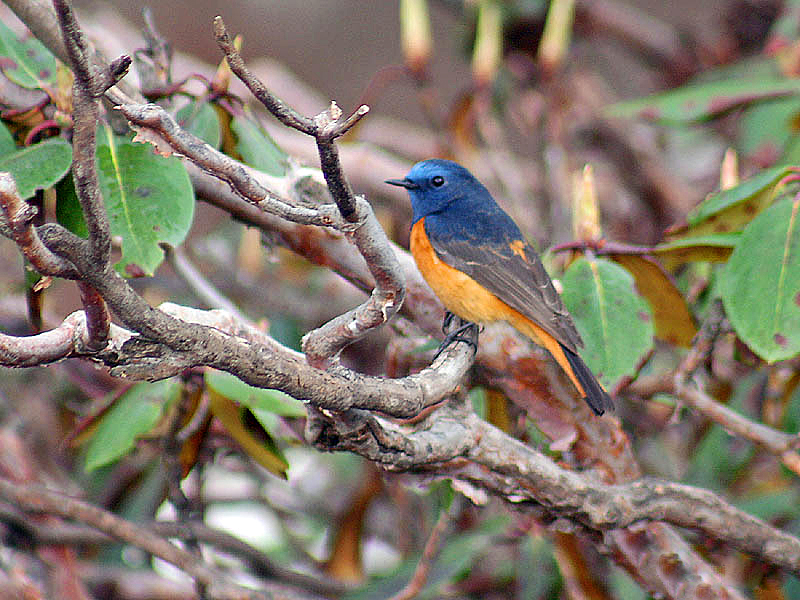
[434,313,479,359]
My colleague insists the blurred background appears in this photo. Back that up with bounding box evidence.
[2,1,798,599]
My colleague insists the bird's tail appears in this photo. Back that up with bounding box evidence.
[559,343,613,416]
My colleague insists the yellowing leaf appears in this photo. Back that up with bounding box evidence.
[208,387,289,479]
[612,254,697,347]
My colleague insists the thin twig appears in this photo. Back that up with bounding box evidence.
[117,102,341,227]
[0,173,78,278]
[388,497,463,600]
[0,477,269,600]
[75,282,110,351]
[165,245,249,322]
[209,17,404,364]
[673,302,800,475]
[212,16,369,222]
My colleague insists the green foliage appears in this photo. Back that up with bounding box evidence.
[95,125,195,276]
[561,256,654,387]
[231,114,289,176]
[0,137,72,199]
[614,68,800,363]
[0,121,16,155]
[204,369,306,418]
[84,380,177,472]
[720,194,800,361]
[176,99,222,149]
[686,164,797,232]
[55,174,88,238]
[0,20,56,90]
[607,75,800,125]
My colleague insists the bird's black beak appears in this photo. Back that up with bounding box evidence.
[385,177,419,190]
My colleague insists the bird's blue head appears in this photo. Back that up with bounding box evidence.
[386,159,490,224]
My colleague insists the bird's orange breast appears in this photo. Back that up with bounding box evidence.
[410,219,586,395]
[410,219,510,326]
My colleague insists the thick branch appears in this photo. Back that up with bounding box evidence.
[0,301,473,419]
[313,402,800,576]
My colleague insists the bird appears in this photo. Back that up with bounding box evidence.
[386,159,613,415]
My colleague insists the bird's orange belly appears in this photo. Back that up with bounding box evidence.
[410,219,553,350]
[410,220,504,324]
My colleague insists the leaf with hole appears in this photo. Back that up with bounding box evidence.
[96,125,194,277]
[561,257,654,387]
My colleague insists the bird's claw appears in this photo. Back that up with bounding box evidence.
[434,314,479,359]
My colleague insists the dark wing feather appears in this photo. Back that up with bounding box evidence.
[429,235,583,351]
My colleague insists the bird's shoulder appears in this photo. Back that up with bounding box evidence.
[424,201,523,247]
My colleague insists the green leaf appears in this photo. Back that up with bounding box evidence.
[0,137,72,199]
[0,121,16,157]
[204,369,306,417]
[175,100,221,149]
[0,21,57,89]
[231,115,288,176]
[738,96,800,165]
[561,257,655,387]
[721,195,800,362]
[96,125,195,277]
[686,164,797,230]
[55,173,88,238]
[84,381,175,471]
[607,77,800,124]
[653,232,739,265]
[736,489,800,521]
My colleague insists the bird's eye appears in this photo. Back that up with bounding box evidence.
[431,175,445,187]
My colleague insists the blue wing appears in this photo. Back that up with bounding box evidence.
[424,208,583,352]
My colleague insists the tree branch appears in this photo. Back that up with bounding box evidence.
[0,172,78,278]
[0,477,270,600]
[313,400,800,576]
